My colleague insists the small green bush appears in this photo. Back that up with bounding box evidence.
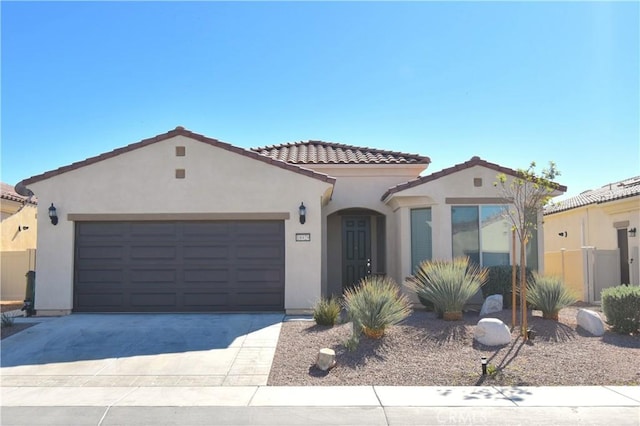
[526,274,577,319]
[482,265,533,308]
[1,313,15,328]
[343,275,412,340]
[601,285,640,334]
[406,257,488,315]
[313,297,342,326]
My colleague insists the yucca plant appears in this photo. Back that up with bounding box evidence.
[406,257,488,321]
[526,274,577,320]
[343,275,412,339]
[313,297,342,326]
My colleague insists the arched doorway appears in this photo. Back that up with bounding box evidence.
[326,208,386,297]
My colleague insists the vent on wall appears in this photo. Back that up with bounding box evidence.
[176,146,186,156]
[175,169,186,179]
[474,178,483,187]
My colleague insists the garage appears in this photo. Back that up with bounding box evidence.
[74,220,285,312]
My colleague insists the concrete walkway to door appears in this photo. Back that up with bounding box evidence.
[1,313,284,387]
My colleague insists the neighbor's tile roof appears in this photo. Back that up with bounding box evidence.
[251,141,430,165]
[381,156,568,201]
[19,127,336,187]
[0,182,37,205]
[544,176,640,215]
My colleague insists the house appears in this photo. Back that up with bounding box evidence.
[543,177,640,302]
[1,183,37,300]
[17,127,564,315]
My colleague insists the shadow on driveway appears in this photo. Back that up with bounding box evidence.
[1,313,283,368]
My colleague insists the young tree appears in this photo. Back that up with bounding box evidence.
[495,161,561,339]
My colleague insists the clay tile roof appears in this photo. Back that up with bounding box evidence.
[251,141,430,165]
[0,182,37,205]
[381,156,567,201]
[544,176,640,215]
[19,127,336,187]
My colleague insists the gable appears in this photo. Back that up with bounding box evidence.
[20,127,335,187]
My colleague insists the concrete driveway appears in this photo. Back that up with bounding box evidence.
[1,313,283,386]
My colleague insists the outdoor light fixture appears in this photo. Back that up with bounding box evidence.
[299,202,306,224]
[629,228,637,237]
[48,203,58,226]
[481,356,487,375]
[558,231,568,238]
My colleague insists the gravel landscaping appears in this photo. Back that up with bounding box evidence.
[268,305,640,386]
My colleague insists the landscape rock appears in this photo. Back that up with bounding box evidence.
[316,348,336,371]
[474,318,511,346]
[480,294,503,316]
[576,309,605,336]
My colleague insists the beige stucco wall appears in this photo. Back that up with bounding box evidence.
[24,135,333,314]
[543,196,640,286]
[308,164,428,295]
[385,165,547,288]
[1,202,37,251]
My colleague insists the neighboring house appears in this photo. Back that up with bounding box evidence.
[1,183,37,300]
[543,177,640,302]
[18,127,565,315]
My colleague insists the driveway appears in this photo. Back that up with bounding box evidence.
[1,313,283,386]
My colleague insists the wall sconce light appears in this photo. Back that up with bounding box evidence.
[558,231,568,238]
[299,202,306,225]
[48,203,58,225]
[481,356,487,375]
[629,228,637,237]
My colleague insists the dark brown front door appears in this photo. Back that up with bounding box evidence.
[74,221,285,312]
[618,228,630,284]
[342,216,371,290]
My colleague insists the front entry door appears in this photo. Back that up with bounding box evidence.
[342,216,371,290]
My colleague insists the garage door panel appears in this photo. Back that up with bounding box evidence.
[183,268,230,283]
[130,245,177,260]
[76,268,123,284]
[183,245,230,260]
[74,220,284,312]
[130,293,177,307]
[76,293,124,309]
[130,268,177,284]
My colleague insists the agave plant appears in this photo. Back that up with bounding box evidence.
[406,257,488,320]
[343,275,412,339]
[526,274,577,320]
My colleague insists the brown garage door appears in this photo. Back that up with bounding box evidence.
[74,221,285,312]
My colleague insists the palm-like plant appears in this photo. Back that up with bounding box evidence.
[526,274,577,320]
[406,257,488,320]
[343,275,412,339]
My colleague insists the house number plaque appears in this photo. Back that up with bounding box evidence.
[295,233,311,242]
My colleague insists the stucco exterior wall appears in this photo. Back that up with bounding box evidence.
[544,196,640,286]
[25,135,333,314]
[1,203,37,251]
[308,164,427,295]
[386,165,546,287]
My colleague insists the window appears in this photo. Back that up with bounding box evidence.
[411,208,432,272]
[452,205,510,267]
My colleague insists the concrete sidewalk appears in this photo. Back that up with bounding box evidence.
[2,385,639,425]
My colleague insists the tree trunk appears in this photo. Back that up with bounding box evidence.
[520,239,528,340]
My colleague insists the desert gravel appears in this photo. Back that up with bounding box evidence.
[268,306,639,386]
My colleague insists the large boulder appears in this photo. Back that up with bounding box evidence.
[480,294,503,316]
[577,309,605,336]
[474,318,511,346]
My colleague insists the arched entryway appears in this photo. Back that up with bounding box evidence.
[326,208,386,297]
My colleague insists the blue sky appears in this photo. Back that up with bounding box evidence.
[2,1,638,200]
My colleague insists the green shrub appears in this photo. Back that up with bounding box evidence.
[406,257,488,315]
[343,275,412,339]
[1,313,15,328]
[526,274,577,320]
[601,285,640,334]
[482,265,534,308]
[313,297,342,326]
